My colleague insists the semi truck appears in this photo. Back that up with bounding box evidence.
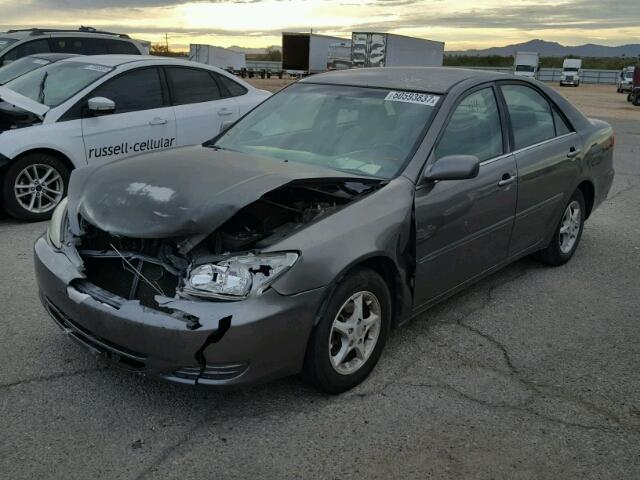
[281,32,350,75]
[617,66,635,93]
[189,44,247,72]
[350,32,444,68]
[560,58,582,86]
[513,51,539,78]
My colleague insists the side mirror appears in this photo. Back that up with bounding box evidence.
[423,155,480,182]
[87,97,115,116]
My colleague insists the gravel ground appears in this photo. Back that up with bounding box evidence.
[1,86,639,479]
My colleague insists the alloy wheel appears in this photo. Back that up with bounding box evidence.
[559,200,581,254]
[13,164,64,214]
[329,291,382,375]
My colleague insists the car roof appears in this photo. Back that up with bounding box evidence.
[59,54,198,68]
[302,67,509,94]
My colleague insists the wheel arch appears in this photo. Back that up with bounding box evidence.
[13,148,76,176]
[576,179,595,219]
[313,253,406,329]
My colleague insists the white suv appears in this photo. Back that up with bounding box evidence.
[0,55,271,220]
[0,27,147,66]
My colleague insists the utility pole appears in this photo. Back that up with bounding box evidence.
[165,33,169,53]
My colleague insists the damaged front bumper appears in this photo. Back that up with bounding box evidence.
[34,235,326,387]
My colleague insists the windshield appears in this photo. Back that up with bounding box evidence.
[515,65,535,72]
[215,83,439,179]
[625,71,634,79]
[0,56,51,85]
[0,37,18,54]
[563,67,579,72]
[4,61,113,107]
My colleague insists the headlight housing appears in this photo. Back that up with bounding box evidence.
[182,252,299,300]
[48,197,68,249]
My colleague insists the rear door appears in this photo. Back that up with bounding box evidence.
[498,82,580,255]
[165,66,239,146]
[414,86,517,306]
[81,66,177,164]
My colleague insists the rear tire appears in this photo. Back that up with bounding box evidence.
[533,189,585,266]
[633,95,640,107]
[304,268,391,394]
[2,153,69,221]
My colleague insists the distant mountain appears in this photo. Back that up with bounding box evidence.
[447,39,640,58]
[228,45,281,54]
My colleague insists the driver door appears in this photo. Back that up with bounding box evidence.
[81,67,177,165]
[413,86,518,307]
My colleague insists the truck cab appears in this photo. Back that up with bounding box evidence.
[560,58,582,86]
[513,51,539,79]
[617,66,635,93]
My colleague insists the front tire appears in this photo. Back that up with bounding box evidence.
[533,189,585,266]
[2,153,69,221]
[304,268,391,393]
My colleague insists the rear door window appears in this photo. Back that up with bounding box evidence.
[91,68,164,114]
[166,67,222,105]
[501,84,556,150]
[51,37,87,54]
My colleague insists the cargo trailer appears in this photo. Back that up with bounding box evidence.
[282,32,350,74]
[189,44,247,72]
[350,32,444,68]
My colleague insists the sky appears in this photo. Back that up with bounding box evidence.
[1,0,639,51]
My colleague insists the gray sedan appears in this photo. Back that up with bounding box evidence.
[34,67,614,393]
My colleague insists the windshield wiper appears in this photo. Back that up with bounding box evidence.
[37,71,48,105]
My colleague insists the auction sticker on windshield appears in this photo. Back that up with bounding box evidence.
[385,91,440,106]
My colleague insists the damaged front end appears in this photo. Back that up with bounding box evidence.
[71,179,380,305]
[38,176,381,385]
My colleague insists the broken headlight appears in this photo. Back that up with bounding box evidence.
[182,252,299,300]
[48,197,68,249]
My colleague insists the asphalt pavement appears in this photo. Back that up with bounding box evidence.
[1,116,638,479]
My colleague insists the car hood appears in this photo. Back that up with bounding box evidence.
[0,86,49,118]
[67,145,374,239]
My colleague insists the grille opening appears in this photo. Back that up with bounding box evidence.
[78,223,181,308]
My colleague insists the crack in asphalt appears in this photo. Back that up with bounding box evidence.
[0,366,108,391]
[133,419,207,480]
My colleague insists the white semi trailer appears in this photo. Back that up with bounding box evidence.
[350,32,444,68]
[189,44,247,72]
[281,32,350,74]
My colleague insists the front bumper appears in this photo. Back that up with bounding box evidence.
[34,236,326,387]
[560,78,578,85]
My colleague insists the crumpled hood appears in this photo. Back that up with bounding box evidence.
[0,86,49,118]
[68,145,368,238]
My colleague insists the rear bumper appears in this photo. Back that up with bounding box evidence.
[34,235,326,387]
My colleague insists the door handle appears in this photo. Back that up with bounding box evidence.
[498,173,516,187]
[149,117,168,126]
[567,146,581,158]
[218,108,233,116]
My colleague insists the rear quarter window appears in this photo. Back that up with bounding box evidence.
[216,73,248,97]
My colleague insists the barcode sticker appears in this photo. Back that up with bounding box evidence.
[385,91,440,106]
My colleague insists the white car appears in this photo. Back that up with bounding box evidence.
[0,55,271,220]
